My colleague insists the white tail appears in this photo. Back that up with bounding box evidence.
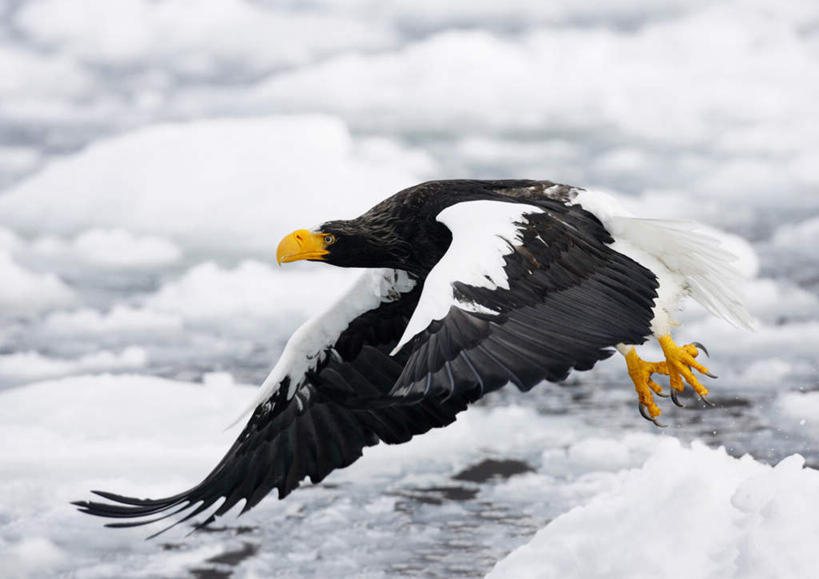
[611,217,756,331]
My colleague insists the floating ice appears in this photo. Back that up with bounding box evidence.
[15,0,394,76]
[30,228,182,269]
[0,374,251,577]
[772,216,819,256]
[1,1,817,576]
[779,392,819,436]
[489,441,819,579]
[143,260,360,327]
[42,306,183,339]
[0,347,147,386]
[0,250,75,316]
[0,116,434,253]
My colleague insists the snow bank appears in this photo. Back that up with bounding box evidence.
[252,8,819,146]
[143,260,361,327]
[0,374,253,577]
[359,0,706,29]
[31,228,182,269]
[489,440,819,579]
[0,251,75,316]
[0,376,576,576]
[42,306,183,338]
[0,227,23,251]
[741,278,819,323]
[0,43,92,103]
[0,145,41,184]
[3,373,817,578]
[771,216,819,256]
[778,392,819,436]
[242,4,819,217]
[683,315,819,362]
[0,116,434,252]
[0,347,147,385]
[15,0,394,77]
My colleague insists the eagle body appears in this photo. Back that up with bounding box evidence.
[75,179,751,534]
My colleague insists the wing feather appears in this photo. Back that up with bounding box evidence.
[74,269,470,535]
[389,199,659,402]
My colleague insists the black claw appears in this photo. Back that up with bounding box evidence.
[655,390,669,398]
[638,403,667,427]
[691,341,709,358]
[638,402,652,421]
[670,388,686,408]
[704,371,718,379]
[699,394,716,407]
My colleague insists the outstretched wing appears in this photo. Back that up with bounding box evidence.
[389,198,660,401]
[73,268,469,536]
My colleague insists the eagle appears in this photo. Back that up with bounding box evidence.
[73,179,752,535]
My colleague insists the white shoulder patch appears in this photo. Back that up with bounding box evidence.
[392,200,543,353]
[234,268,416,424]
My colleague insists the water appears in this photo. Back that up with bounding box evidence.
[1,1,818,577]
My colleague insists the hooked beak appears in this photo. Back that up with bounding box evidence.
[276,229,330,265]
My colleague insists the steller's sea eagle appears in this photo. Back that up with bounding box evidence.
[73,179,753,536]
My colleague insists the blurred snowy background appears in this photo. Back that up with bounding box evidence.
[1,0,819,577]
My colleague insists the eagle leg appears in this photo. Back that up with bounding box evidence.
[623,346,669,426]
[658,334,717,407]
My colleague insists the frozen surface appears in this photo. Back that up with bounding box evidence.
[0,117,433,252]
[0,250,75,316]
[1,0,818,577]
[489,443,819,579]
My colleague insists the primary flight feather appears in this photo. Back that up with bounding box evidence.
[74,179,751,535]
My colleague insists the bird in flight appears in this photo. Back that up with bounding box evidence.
[74,179,752,536]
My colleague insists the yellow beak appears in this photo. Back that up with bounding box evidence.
[276,229,330,264]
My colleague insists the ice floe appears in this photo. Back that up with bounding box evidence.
[489,441,819,579]
[0,251,75,316]
[30,229,182,270]
[0,116,434,253]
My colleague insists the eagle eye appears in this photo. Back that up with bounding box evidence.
[324,234,336,245]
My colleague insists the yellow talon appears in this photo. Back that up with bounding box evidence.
[658,334,712,398]
[625,347,669,419]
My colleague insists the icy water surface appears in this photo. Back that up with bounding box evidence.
[1,1,819,577]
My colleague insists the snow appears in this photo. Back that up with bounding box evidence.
[0,226,23,251]
[30,229,182,269]
[489,441,819,579]
[143,260,360,328]
[0,146,40,180]
[42,306,183,338]
[5,537,66,577]
[251,10,819,146]
[778,392,819,435]
[1,0,818,576]
[4,374,818,578]
[15,0,395,76]
[771,216,819,255]
[0,374,251,577]
[0,116,434,253]
[0,347,147,386]
[0,251,75,316]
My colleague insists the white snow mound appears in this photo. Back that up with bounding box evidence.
[0,347,147,384]
[0,250,75,316]
[0,116,433,252]
[488,439,819,579]
[144,260,361,325]
[31,228,182,269]
[0,373,253,577]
